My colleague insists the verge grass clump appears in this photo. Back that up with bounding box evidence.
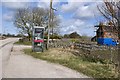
[15,41,32,45]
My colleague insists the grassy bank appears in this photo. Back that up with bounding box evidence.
[23,48,118,79]
[14,41,32,45]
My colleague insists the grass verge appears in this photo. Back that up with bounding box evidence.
[23,48,118,79]
[14,41,32,45]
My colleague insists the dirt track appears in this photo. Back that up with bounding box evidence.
[3,45,89,78]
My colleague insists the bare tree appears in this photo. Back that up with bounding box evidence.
[32,7,49,26]
[97,1,120,35]
[97,0,120,77]
[14,8,32,41]
[14,7,59,41]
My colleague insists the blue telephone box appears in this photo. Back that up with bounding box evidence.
[32,26,45,52]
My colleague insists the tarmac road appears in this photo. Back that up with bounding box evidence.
[0,38,19,79]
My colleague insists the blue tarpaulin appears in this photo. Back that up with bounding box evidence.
[97,38,117,46]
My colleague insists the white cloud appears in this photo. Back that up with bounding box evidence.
[37,0,49,8]
[1,0,103,36]
[77,6,93,18]
[0,4,2,33]
[59,18,95,36]
[37,0,59,9]
[3,12,14,22]
[60,2,79,13]
[60,2,102,19]
[2,0,30,2]
[3,14,13,21]
[74,2,102,20]
[60,0,85,13]
[58,1,103,36]
[3,2,29,9]
[60,0,102,13]
[2,0,31,9]
[74,4,94,19]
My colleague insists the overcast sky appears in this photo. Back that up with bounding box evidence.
[1,0,106,37]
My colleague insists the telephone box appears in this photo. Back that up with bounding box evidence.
[32,26,45,52]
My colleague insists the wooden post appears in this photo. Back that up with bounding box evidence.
[118,2,120,78]
[47,0,52,49]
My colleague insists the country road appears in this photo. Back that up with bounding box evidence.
[1,38,89,78]
[0,38,19,79]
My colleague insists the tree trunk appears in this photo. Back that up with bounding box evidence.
[28,33,31,41]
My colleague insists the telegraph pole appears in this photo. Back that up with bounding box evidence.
[51,7,57,42]
[118,1,120,78]
[51,9,54,42]
[47,0,52,49]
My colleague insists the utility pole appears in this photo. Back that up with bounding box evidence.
[51,8,56,42]
[51,7,57,42]
[51,9,54,42]
[47,0,52,49]
[118,1,120,78]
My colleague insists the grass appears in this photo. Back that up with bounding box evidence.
[23,48,118,79]
[14,41,32,45]
[84,49,118,64]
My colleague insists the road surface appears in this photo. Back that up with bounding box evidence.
[1,38,89,78]
[0,38,19,79]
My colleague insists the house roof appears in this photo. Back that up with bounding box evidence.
[95,23,118,40]
[95,24,118,33]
